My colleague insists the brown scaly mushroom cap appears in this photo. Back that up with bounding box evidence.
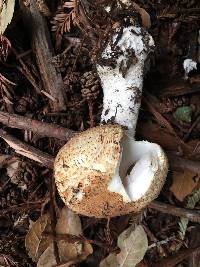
[54,124,168,218]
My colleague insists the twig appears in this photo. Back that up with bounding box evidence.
[183,115,200,142]
[0,200,44,216]
[149,201,200,223]
[12,48,42,95]
[21,0,67,112]
[148,236,176,250]
[159,81,200,98]
[0,129,54,168]
[43,232,109,248]
[1,112,200,174]
[154,246,200,267]
[0,111,75,141]
[49,173,60,264]
[167,153,200,174]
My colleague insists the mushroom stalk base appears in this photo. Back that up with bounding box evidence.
[97,25,154,134]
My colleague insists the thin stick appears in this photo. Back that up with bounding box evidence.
[149,201,200,223]
[43,233,109,248]
[49,174,60,264]
[0,200,44,216]
[167,153,200,174]
[0,129,54,168]
[154,246,200,267]
[1,111,200,174]
[0,111,75,141]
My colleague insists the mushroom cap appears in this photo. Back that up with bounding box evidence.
[54,124,168,218]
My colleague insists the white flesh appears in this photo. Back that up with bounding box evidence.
[108,133,165,202]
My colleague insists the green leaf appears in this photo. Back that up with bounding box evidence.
[174,106,192,123]
[99,225,148,267]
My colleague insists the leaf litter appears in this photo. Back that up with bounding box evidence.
[25,206,93,266]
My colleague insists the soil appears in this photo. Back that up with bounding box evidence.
[0,0,200,266]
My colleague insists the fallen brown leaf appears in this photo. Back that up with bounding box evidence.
[33,207,93,266]
[25,213,52,262]
[170,170,200,201]
[56,207,92,262]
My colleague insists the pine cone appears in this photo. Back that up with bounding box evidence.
[81,71,101,101]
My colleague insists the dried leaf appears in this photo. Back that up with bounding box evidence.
[56,207,84,261]
[170,170,200,201]
[100,254,119,267]
[57,207,93,261]
[37,244,56,267]
[117,225,148,267]
[6,159,20,179]
[0,0,15,34]
[36,207,93,266]
[132,3,151,28]
[99,225,148,267]
[25,213,52,262]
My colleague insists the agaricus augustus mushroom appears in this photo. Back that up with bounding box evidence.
[54,2,168,218]
[54,124,168,218]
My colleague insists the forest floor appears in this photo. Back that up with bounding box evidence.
[0,0,200,266]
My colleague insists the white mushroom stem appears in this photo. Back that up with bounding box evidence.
[97,25,154,134]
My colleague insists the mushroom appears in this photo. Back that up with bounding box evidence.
[54,124,168,218]
[54,3,168,218]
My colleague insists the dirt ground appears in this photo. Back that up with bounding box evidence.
[0,0,200,266]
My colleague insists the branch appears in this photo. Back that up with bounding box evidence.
[155,246,200,267]
[0,129,54,168]
[0,111,200,174]
[149,201,200,223]
[167,153,200,174]
[0,111,75,141]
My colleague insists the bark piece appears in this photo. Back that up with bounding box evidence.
[21,0,67,112]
